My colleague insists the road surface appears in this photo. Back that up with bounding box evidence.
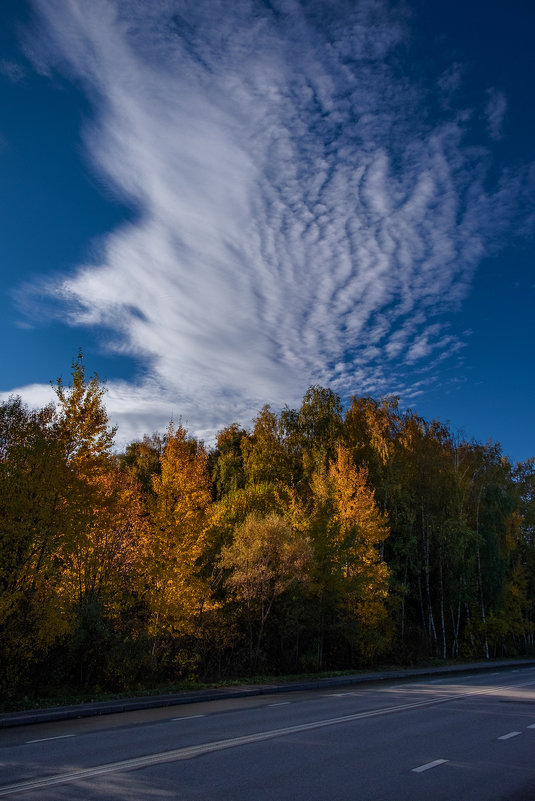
[1,665,535,799]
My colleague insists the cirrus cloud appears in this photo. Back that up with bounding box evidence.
[13,0,532,445]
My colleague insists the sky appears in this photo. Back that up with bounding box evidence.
[0,0,534,461]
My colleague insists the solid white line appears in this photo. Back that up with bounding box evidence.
[498,731,521,740]
[412,759,448,773]
[171,714,205,721]
[26,735,76,744]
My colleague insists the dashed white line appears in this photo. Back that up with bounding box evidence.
[498,731,521,740]
[527,723,535,729]
[171,714,205,721]
[26,735,76,744]
[412,759,449,773]
[268,702,291,707]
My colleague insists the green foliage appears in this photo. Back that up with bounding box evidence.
[1,372,534,702]
[210,423,247,498]
[118,433,165,495]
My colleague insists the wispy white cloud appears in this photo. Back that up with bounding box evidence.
[0,59,26,83]
[0,380,176,449]
[14,0,530,443]
[485,87,507,140]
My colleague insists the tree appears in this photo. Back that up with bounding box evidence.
[220,513,311,668]
[511,459,535,649]
[343,395,402,511]
[0,397,72,696]
[210,423,247,499]
[55,464,149,689]
[119,433,165,495]
[146,425,216,669]
[54,350,116,463]
[241,406,298,488]
[309,444,390,665]
[297,386,343,481]
[0,355,150,695]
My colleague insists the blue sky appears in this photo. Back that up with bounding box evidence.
[1,0,533,461]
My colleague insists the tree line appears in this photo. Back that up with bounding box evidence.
[1,354,534,702]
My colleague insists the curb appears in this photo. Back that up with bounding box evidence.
[2,658,535,729]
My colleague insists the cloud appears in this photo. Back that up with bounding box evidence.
[485,88,507,140]
[0,59,26,83]
[15,0,530,443]
[0,379,174,451]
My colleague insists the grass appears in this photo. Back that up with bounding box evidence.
[3,656,529,714]
[2,666,398,713]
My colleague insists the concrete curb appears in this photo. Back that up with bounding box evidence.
[2,658,535,729]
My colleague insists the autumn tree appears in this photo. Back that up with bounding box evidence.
[241,405,299,488]
[146,425,216,673]
[3,363,534,698]
[0,353,151,695]
[210,423,247,499]
[49,353,147,688]
[54,350,116,464]
[309,444,390,666]
[119,433,165,495]
[220,513,311,668]
[0,397,71,696]
[0,358,130,695]
[343,395,402,512]
[56,464,149,688]
[296,386,343,483]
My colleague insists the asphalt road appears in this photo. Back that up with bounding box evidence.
[1,666,535,800]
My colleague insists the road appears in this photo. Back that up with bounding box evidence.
[1,666,535,799]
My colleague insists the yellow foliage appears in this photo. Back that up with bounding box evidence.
[220,513,311,610]
[57,464,148,611]
[311,444,390,634]
[147,425,216,639]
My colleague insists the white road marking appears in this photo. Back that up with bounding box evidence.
[171,714,205,721]
[4,677,535,797]
[268,702,291,707]
[498,731,521,740]
[412,759,448,773]
[26,735,76,744]
[527,724,535,729]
